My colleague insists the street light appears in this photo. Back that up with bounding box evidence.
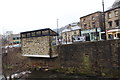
[56,19,59,45]
[57,19,59,34]
[102,0,107,40]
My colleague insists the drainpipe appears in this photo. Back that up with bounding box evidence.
[96,27,98,40]
[65,33,67,44]
[49,36,52,58]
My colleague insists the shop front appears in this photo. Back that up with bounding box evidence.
[81,28,101,41]
[107,28,120,40]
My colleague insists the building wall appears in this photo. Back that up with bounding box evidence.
[105,7,120,40]
[12,34,21,44]
[80,12,102,30]
[105,8,120,29]
[61,29,81,44]
[21,36,50,56]
[80,12,103,41]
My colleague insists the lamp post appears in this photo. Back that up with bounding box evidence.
[56,19,59,45]
[102,0,107,40]
[57,19,59,34]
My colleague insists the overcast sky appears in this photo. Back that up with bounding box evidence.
[0,0,115,34]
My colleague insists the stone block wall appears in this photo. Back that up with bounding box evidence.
[3,39,120,78]
[57,40,120,77]
[21,36,50,56]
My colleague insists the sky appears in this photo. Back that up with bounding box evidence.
[0,0,115,34]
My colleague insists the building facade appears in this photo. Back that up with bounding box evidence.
[61,22,81,44]
[80,11,103,41]
[12,34,21,45]
[105,1,120,40]
[21,28,58,58]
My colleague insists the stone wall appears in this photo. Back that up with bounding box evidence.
[2,48,29,75]
[26,39,120,77]
[3,39,120,78]
[80,12,103,30]
[21,36,50,56]
[105,8,120,29]
[57,40,120,77]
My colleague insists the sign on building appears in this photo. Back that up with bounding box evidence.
[73,36,86,42]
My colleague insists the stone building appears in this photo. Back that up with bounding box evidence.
[12,34,21,45]
[80,11,103,41]
[20,28,58,58]
[61,22,81,44]
[105,0,120,40]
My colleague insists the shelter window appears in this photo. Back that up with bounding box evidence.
[31,32,36,37]
[42,30,49,36]
[36,31,42,36]
[21,34,26,38]
[26,33,31,37]
[50,30,56,36]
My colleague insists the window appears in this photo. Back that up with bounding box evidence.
[74,31,76,35]
[13,37,16,40]
[78,37,80,40]
[84,23,87,27]
[108,21,112,28]
[26,33,31,37]
[83,19,86,22]
[114,11,118,17]
[117,33,120,38]
[108,34,113,40]
[17,37,20,39]
[115,34,117,37]
[36,31,42,36]
[115,20,119,27]
[108,12,112,19]
[16,42,19,44]
[92,16,95,21]
[21,34,26,38]
[92,22,95,28]
[42,30,49,36]
[31,32,36,37]
[91,33,96,40]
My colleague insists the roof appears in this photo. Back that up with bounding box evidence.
[20,28,59,38]
[105,6,120,13]
[80,11,102,19]
[62,26,81,33]
[21,28,51,34]
[112,0,120,8]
